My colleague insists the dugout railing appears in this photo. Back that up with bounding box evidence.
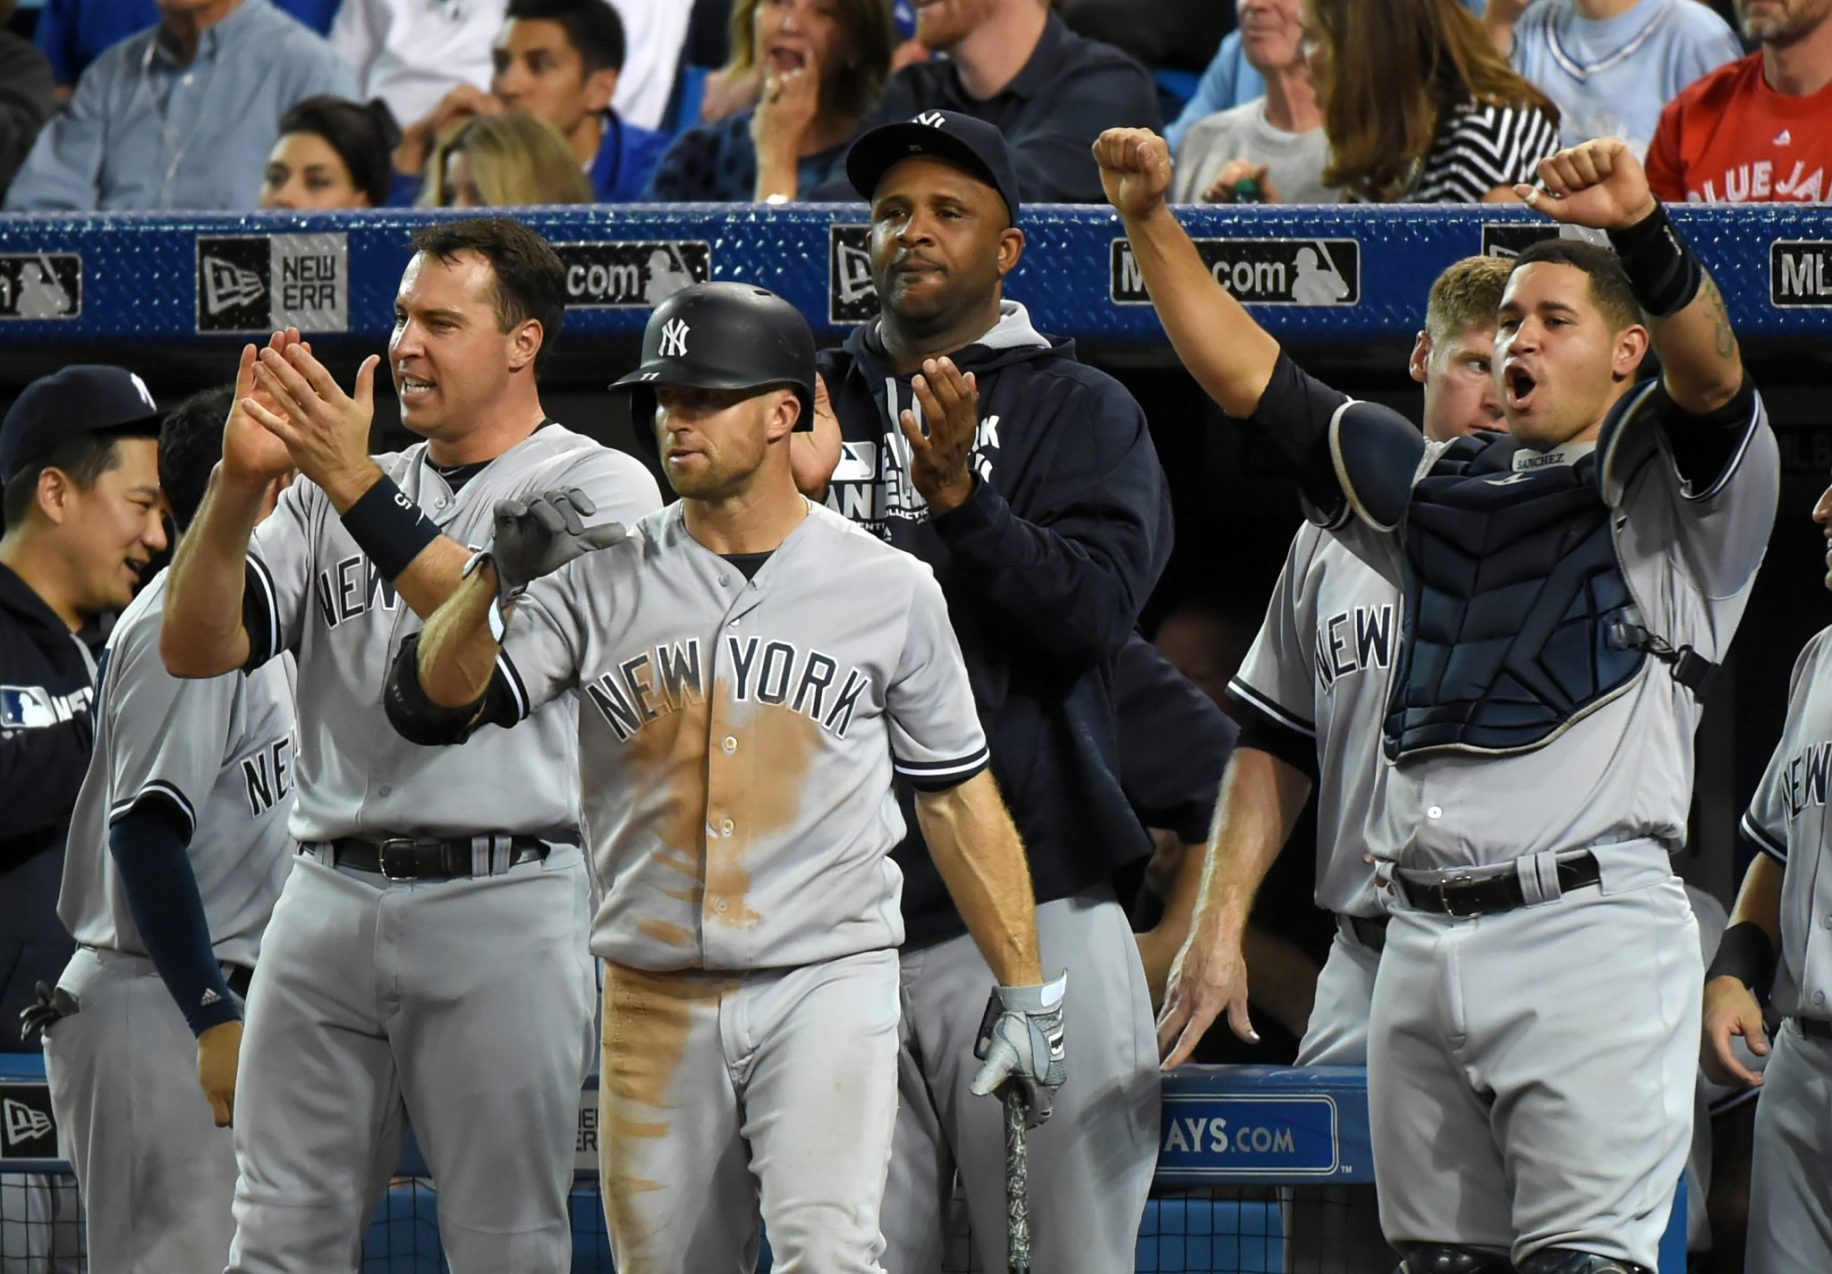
[0,1054,1692,1272]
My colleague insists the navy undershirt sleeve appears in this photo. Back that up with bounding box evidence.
[109,796,239,1036]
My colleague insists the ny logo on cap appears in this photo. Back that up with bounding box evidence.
[129,372,156,410]
[913,110,947,129]
[659,318,691,359]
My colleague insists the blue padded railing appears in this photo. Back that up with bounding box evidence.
[0,205,1828,348]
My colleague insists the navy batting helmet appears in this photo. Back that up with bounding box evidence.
[609,283,816,450]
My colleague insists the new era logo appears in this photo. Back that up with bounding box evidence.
[658,318,691,358]
[203,256,265,316]
[3,1099,51,1146]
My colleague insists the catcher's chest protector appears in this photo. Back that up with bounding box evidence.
[1383,436,1645,761]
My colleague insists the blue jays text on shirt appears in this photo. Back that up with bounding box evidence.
[585,636,873,744]
[1315,603,1394,693]
[824,415,1003,536]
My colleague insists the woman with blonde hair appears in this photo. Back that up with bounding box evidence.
[1307,0,1560,203]
[644,0,895,202]
[422,113,594,207]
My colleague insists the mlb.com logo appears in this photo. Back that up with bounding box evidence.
[0,1087,59,1160]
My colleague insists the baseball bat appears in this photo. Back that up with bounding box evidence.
[1001,1084,1031,1274]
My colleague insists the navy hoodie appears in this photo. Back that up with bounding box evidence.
[818,303,1173,949]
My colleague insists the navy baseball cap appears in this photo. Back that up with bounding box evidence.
[0,365,163,484]
[845,110,1022,225]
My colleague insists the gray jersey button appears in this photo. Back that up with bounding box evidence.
[722,736,737,753]
[1426,805,1443,819]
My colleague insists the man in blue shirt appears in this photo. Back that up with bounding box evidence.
[33,0,339,98]
[1487,0,1744,157]
[390,0,668,204]
[6,0,353,212]
[806,0,1162,203]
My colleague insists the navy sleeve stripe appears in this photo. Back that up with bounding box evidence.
[1227,676,1316,737]
[109,781,198,842]
[902,753,991,793]
[1680,390,1764,504]
[246,554,280,662]
[1740,809,1787,863]
[496,649,531,722]
[894,745,991,781]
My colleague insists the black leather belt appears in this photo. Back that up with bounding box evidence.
[1796,1016,1832,1041]
[1341,913,1389,952]
[1397,852,1602,918]
[327,835,551,880]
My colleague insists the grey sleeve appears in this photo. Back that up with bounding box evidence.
[886,568,991,792]
[244,478,322,666]
[99,615,238,838]
[530,446,663,528]
[497,565,591,723]
[1740,634,1825,865]
[1660,385,1779,601]
[1228,527,1321,736]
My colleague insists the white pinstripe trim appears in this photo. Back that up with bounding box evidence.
[1740,809,1787,863]
[109,781,198,840]
[246,555,280,662]
[1227,676,1316,737]
[894,745,991,781]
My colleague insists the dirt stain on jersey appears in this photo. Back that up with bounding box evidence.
[638,919,693,947]
[702,690,822,930]
[599,964,730,1264]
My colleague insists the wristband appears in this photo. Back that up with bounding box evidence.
[1605,202,1703,319]
[1707,920,1775,991]
[340,476,441,580]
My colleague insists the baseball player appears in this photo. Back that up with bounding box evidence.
[1102,127,1775,1274]
[1705,481,1832,1272]
[1153,255,1510,1274]
[159,219,662,1272]
[384,281,1066,1274]
[27,386,297,1272]
[793,112,1170,1274]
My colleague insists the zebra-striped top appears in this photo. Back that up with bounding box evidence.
[1406,99,1562,203]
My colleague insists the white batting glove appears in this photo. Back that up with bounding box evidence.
[970,971,1067,1127]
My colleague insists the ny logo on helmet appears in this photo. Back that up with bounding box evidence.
[659,318,691,359]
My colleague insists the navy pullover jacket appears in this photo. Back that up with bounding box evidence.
[817,303,1173,949]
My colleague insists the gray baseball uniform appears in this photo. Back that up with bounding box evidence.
[224,423,660,1274]
[1321,380,1776,1269]
[1230,522,1397,1274]
[42,569,295,1273]
[1231,521,1392,1069]
[1737,626,1832,1274]
[492,499,989,1273]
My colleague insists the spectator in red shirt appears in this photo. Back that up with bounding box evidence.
[1645,0,1832,202]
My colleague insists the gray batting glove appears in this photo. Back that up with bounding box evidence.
[970,971,1067,1127]
[484,488,627,602]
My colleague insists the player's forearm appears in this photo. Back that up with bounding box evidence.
[162,465,262,677]
[1651,267,1744,414]
[916,771,1045,987]
[1117,202,1281,417]
[1729,851,1784,947]
[390,537,477,622]
[1189,747,1312,941]
[415,567,504,709]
